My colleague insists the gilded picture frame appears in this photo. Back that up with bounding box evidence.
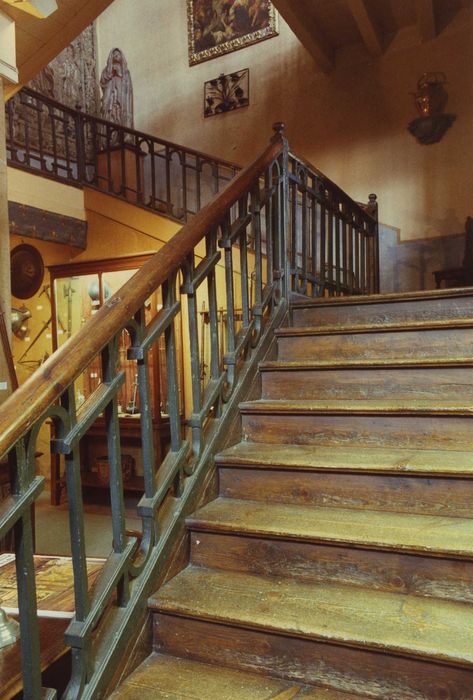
[187,1,279,66]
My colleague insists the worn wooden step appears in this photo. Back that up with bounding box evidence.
[109,652,308,699]
[260,364,473,401]
[216,442,473,477]
[291,288,473,327]
[187,497,473,559]
[276,327,473,362]
[280,318,473,336]
[152,613,473,699]
[218,467,473,517]
[240,400,473,450]
[189,530,473,604]
[150,565,473,667]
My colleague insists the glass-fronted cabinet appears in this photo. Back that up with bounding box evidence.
[48,254,184,505]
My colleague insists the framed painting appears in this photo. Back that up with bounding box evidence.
[187,0,278,66]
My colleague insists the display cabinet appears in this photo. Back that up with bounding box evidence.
[48,254,184,505]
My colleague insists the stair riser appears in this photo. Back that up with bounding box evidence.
[218,468,473,517]
[277,328,473,362]
[153,614,473,700]
[292,296,473,327]
[261,367,473,401]
[189,532,473,604]
[241,413,473,450]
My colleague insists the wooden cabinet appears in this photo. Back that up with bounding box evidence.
[48,254,184,505]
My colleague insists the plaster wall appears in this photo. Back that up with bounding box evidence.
[95,1,473,243]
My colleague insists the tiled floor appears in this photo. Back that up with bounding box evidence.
[35,490,142,558]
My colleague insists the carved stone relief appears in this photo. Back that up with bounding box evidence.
[29,24,100,113]
[9,25,99,162]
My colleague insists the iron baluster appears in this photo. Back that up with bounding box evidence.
[219,214,237,393]
[8,438,43,700]
[238,197,251,330]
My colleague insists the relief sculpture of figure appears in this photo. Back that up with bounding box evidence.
[100,48,134,128]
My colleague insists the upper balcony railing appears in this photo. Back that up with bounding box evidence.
[5,87,379,297]
[1,93,379,699]
[6,87,239,223]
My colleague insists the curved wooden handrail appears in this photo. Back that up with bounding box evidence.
[0,128,284,459]
[13,87,241,172]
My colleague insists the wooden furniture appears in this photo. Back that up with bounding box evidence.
[0,554,103,699]
[48,254,183,505]
[433,216,473,288]
[433,267,473,289]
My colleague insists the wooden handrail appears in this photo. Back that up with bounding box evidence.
[0,129,284,459]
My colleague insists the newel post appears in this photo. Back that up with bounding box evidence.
[367,193,380,294]
[272,122,290,299]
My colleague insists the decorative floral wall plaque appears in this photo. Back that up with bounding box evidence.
[204,69,249,117]
[188,0,278,66]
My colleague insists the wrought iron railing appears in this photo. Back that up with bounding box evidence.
[6,88,239,222]
[5,88,378,296]
[0,116,378,698]
[288,153,379,296]
[0,125,288,699]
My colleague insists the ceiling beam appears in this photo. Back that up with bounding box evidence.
[4,0,114,99]
[346,0,383,56]
[415,0,437,41]
[272,0,334,73]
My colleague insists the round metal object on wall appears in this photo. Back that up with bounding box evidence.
[10,244,45,299]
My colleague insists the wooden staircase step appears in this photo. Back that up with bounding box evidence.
[153,613,473,699]
[242,402,473,451]
[109,652,299,699]
[219,468,473,517]
[150,566,473,667]
[260,357,473,369]
[276,327,473,362]
[278,318,473,336]
[260,365,473,401]
[189,530,473,604]
[290,288,473,327]
[187,497,473,558]
[239,398,473,416]
[216,442,473,476]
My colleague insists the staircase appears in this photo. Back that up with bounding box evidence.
[111,288,473,699]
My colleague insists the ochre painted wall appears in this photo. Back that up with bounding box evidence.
[95,1,473,243]
[9,186,251,481]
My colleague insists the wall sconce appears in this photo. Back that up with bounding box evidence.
[408,72,456,145]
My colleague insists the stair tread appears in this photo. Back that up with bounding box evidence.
[110,653,363,700]
[150,565,473,666]
[290,287,473,308]
[109,652,291,699]
[277,318,473,336]
[216,442,473,476]
[261,358,473,370]
[239,398,473,415]
[187,497,473,557]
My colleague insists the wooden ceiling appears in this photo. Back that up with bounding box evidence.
[0,0,113,98]
[272,0,471,73]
